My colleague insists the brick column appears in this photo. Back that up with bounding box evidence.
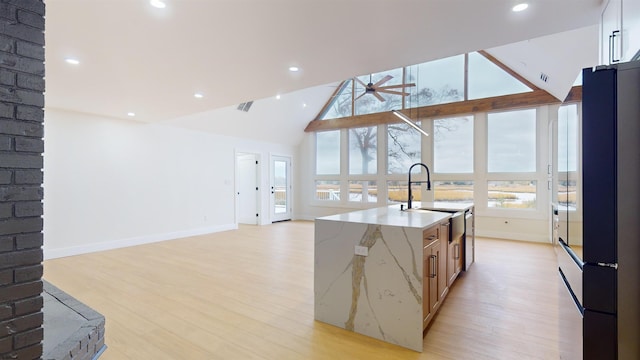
[0,0,45,359]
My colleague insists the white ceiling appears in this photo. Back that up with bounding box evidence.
[44,0,603,144]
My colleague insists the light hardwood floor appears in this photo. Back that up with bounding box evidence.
[44,221,560,360]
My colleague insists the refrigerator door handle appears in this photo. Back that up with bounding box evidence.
[596,262,618,270]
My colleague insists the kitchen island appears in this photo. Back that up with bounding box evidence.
[314,203,473,352]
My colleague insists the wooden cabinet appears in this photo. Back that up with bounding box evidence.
[422,224,446,330]
[447,234,463,287]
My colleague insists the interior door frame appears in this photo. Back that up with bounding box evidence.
[270,154,291,222]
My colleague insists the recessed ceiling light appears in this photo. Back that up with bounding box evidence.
[512,3,528,12]
[289,66,299,72]
[127,112,136,117]
[150,0,166,9]
[276,94,281,100]
[65,58,80,65]
[194,93,204,99]
[302,103,307,108]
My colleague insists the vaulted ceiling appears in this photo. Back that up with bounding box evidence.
[45,0,602,145]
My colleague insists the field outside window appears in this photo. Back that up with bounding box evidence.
[488,180,536,209]
[315,181,340,201]
[434,181,474,203]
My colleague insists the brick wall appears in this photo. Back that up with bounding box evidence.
[0,0,45,359]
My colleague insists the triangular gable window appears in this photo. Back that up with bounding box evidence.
[467,51,532,99]
[318,51,535,121]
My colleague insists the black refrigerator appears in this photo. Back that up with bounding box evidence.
[557,61,640,360]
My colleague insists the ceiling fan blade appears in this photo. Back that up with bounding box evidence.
[354,77,368,89]
[373,91,386,102]
[354,92,367,101]
[378,83,416,90]
[372,75,393,88]
[377,89,410,96]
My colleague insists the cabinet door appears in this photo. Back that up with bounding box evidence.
[624,0,640,60]
[438,235,448,301]
[447,240,456,286]
[602,0,622,64]
[423,244,433,329]
[423,239,441,330]
[429,242,440,315]
[448,236,463,286]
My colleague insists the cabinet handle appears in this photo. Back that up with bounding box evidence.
[609,33,614,64]
[430,255,437,278]
[454,244,460,260]
[611,30,621,63]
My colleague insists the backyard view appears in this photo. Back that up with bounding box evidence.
[316,180,538,209]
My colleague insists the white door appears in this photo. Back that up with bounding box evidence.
[237,153,259,224]
[271,155,291,222]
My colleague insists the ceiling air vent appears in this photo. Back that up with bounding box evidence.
[237,101,254,112]
[540,72,549,83]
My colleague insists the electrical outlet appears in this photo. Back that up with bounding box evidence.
[355,245,368,256]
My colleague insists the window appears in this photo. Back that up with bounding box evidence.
[434,116,473,173]
[558,104,578,172]
[434,181,474,203]
[387,180,407,204]
[558,104,579,211]
[349,127,377,175]
[387,122,421,174]
[316,131,340,175]
[349,181,377,202]
[487,109,536,172]
[405,55,464,108]
[320,80,353,120]
[354,69,404,116]
[468,52,532,99]
[488,180,537,209]
[315,181,340,201]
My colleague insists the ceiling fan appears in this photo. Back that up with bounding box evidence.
[354,74,415,102]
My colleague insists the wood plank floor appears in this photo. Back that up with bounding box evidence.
[43,221,560,359]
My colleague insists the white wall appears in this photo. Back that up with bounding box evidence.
[44,109,296,259]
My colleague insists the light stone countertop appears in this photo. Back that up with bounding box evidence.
[317,204,451,229]
[410,201,474,213]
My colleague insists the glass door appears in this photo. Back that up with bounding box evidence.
[271,155,291,222]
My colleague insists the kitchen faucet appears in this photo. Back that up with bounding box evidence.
[407,162,431,210]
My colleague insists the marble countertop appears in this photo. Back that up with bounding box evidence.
[316,205,451,229]
[408,201,474,212]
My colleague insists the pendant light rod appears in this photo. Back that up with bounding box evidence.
[391,110,429,137]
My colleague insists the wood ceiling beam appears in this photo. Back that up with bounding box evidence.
[304,86,582,132]
[477,50,540,91]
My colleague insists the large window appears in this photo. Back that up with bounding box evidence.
[405,55,464,108]
[349,127,377,175]
[349,181,377,203]
[434,181,474,203]
[488,180,537,209]
[434,116,473,173]
[558,104,579,211]
[315,180,340,201]
[387,122,421,174]
[316,131,340,175]
[468,52,532,99]
[487,109,536,173]
[558,104,578,172]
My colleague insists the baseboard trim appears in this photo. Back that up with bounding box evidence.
[476,229,550,243]
[44,223,238,260]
